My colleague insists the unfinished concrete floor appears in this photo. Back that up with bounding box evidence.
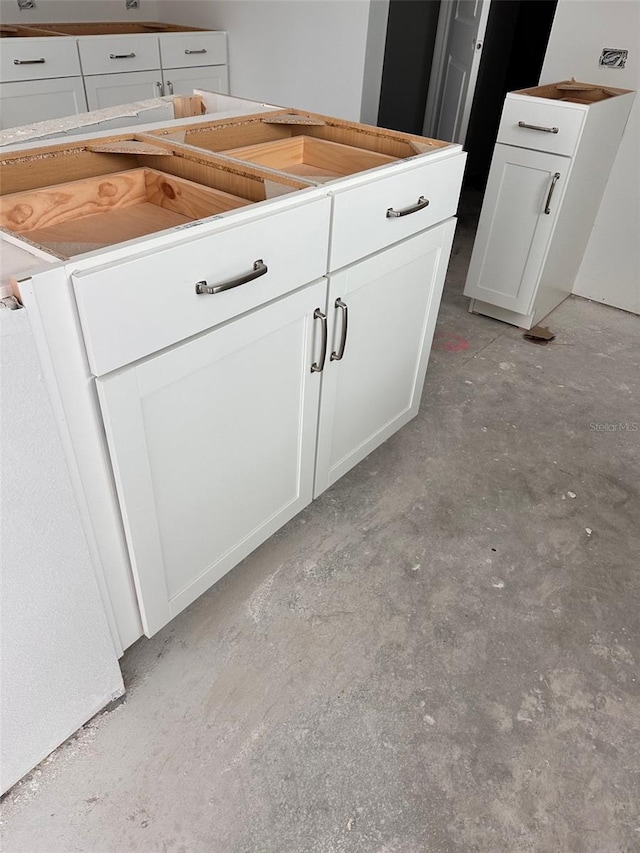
[2,195,639,853]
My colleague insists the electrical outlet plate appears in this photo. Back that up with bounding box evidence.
[126,0,139,9]
[599,48,628,69]
[17,0,36,10]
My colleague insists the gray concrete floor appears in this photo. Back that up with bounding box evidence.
[2,194,639,852]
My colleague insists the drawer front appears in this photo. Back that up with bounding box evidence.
[329,152,466,271]
[0,38,80,82]
[497,97,585,156]
[78,35,161,76]
[72,196,331,376]
[160,32,227,69]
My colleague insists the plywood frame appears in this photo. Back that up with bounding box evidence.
[149,108,452,164]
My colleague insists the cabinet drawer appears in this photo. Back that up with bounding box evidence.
[497,97,585,156]
[78,35,161,76]
[159,32,227,69]
[0,38,80,82]
[329,151,465,271]
[72,196,331,376]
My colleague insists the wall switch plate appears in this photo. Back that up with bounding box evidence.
[17,0,36,10]
[125,0,139,9]
[600,48,628,69]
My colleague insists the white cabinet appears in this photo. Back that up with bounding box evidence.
[162,66,229,98]
[96,279,326,636]
[315,219,456,496]
[0,77,87,130]
[2,107,464,644]
[464,80,635,328]
[84,70,163,111]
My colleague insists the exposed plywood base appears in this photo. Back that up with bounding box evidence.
[224,136,397,178]
[0,167,250,258]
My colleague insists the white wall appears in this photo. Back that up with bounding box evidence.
[1,305,123,794]
[157,0,374,120]
[0,0,158,24]
[541,0,639,315]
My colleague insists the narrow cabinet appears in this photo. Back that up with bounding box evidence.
[314,218,456,497]
[96,279,327,636]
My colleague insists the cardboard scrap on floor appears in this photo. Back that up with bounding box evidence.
[524,325,555,345]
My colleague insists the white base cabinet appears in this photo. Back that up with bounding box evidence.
[2,106,464,644]
[464,80,635,329]
[163,66,229,98]
[315,219,456,496]
[97,280,326,636]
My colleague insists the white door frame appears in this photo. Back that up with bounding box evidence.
[422,0,491,145]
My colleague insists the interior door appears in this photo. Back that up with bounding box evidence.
[424,0,491,145]
[463,144,569,314]
[97,279,326,637]
[314,219,456,498]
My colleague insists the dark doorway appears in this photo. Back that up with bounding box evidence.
[377,0,558,188]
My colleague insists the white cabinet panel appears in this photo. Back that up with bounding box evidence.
[84,70,163,111]
[463,145,568,315]
[78,35,161,76]
[97,279,326,636]
[159,32,227,69]
[498,96,584,157]
[163,65,229,97]
[72,196,331,376]
[329,152,465,271]
[0,77,87,130]
[314,219,456,497]
[0,37,80,83]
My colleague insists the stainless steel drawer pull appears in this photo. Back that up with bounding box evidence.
[195,259,268,295]
[185,48,207,55]
[13,58,45,65]
[544,172,561,215]
[386,196,429,218]
[110,52,136,59]
[330,299,348,362]
[518,121,559,134]
[311,309,328,373]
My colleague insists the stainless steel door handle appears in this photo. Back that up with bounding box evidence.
[167,81,174,95]
[386,196,429,218]
[156,81,164,95]
[311,309,328,373]
[330,299,348,361]
[518,121,559,134]
[110,52,136,59]
[544,172,561,214]
[195,259,268,295]
[185,48,207,55]
[13,58,45,65]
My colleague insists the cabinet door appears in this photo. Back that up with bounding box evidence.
[463,145,569,315]
[0,77,87,130]
[314,219,456,497]
[97,279,326,637]
[84,70,163,111]
[163,65,229,97]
